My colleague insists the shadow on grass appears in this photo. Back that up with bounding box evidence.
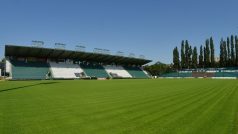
[0,82,59,93]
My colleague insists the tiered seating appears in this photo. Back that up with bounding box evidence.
[103,65,132,78]
[49,62,84,79]
[223,67,238,70]
[80,63,109,78]
[160,72,192,77]
[160,72,179,77]
[215,72,224,77]
[124,66,149,78]
[224,72,238,77]
[179,72,192,77]
[11,60,49,79]
[215,72,238,77]
[161,69,238,78]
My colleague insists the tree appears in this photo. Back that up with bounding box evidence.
[219,39,224,67]
[223,41,228,67]
[174,34,238,69]
[231,35,235,66]
[185,40,190,68]
[210,37,215,67]
[227,37,231,66]
[192,47,198,68]
[205,39,210,67]
[181,41,185,68]
[188,46,193,68]
[144,63,173,76]
[199,45,203,68]
[203,46,206,67]
[236,36,238,66]
[173,47,180,69]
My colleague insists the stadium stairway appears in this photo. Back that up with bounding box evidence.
[11,60,50,79]
[123,66,149,78]
[80,63,110,78]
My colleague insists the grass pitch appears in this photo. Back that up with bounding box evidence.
[0,79,238,134]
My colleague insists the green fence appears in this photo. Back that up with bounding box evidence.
[215,72,238,77]
[160,72,192,77]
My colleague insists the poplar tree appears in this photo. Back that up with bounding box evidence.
[224,41,228,67]
[205,39,210,67]
[181,41,185,69]
[199,45,203,68]
[192,47,198,68]
[185,40,190,68]
[235,36,238,66]
[203,46,206,67]
[188,46,193,68]
[227,37,231,66]
[210,37,215,67]
[231,35,235,66]
[173,47,180,69]
[220,39,224,67]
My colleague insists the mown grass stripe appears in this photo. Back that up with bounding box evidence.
[0,79,237,134]
[116,82,228,134]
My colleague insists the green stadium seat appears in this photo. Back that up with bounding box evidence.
[11,60,49,79]
[123,66,149,78]
[80,63,109,78]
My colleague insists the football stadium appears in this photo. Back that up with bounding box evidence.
[1,1,238,134]
[0,43,238,134]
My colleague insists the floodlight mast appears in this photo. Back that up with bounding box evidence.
[116,51,124,57]
[93,48,110,55]
[103,49,110,55]
[93,48,101,53]
[75,44,86,52]
[139,55,145,59]
[55,43,66,50]
[129,53,135,58]
[32,40,44,48]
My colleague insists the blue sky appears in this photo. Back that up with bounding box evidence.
[0,0,238,64]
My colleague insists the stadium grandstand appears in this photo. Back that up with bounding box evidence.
[0,59,6,77]
[4,45,152,80]
[0,61,3,76]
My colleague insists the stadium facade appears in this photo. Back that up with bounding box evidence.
[4,45,152,80]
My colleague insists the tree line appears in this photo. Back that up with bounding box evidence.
[144,63,173,76]
[173,35,238,70]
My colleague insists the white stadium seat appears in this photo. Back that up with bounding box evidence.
[103,65,132,78]
[49,62,84,79]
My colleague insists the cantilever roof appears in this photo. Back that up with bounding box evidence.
[5,45,152,65]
